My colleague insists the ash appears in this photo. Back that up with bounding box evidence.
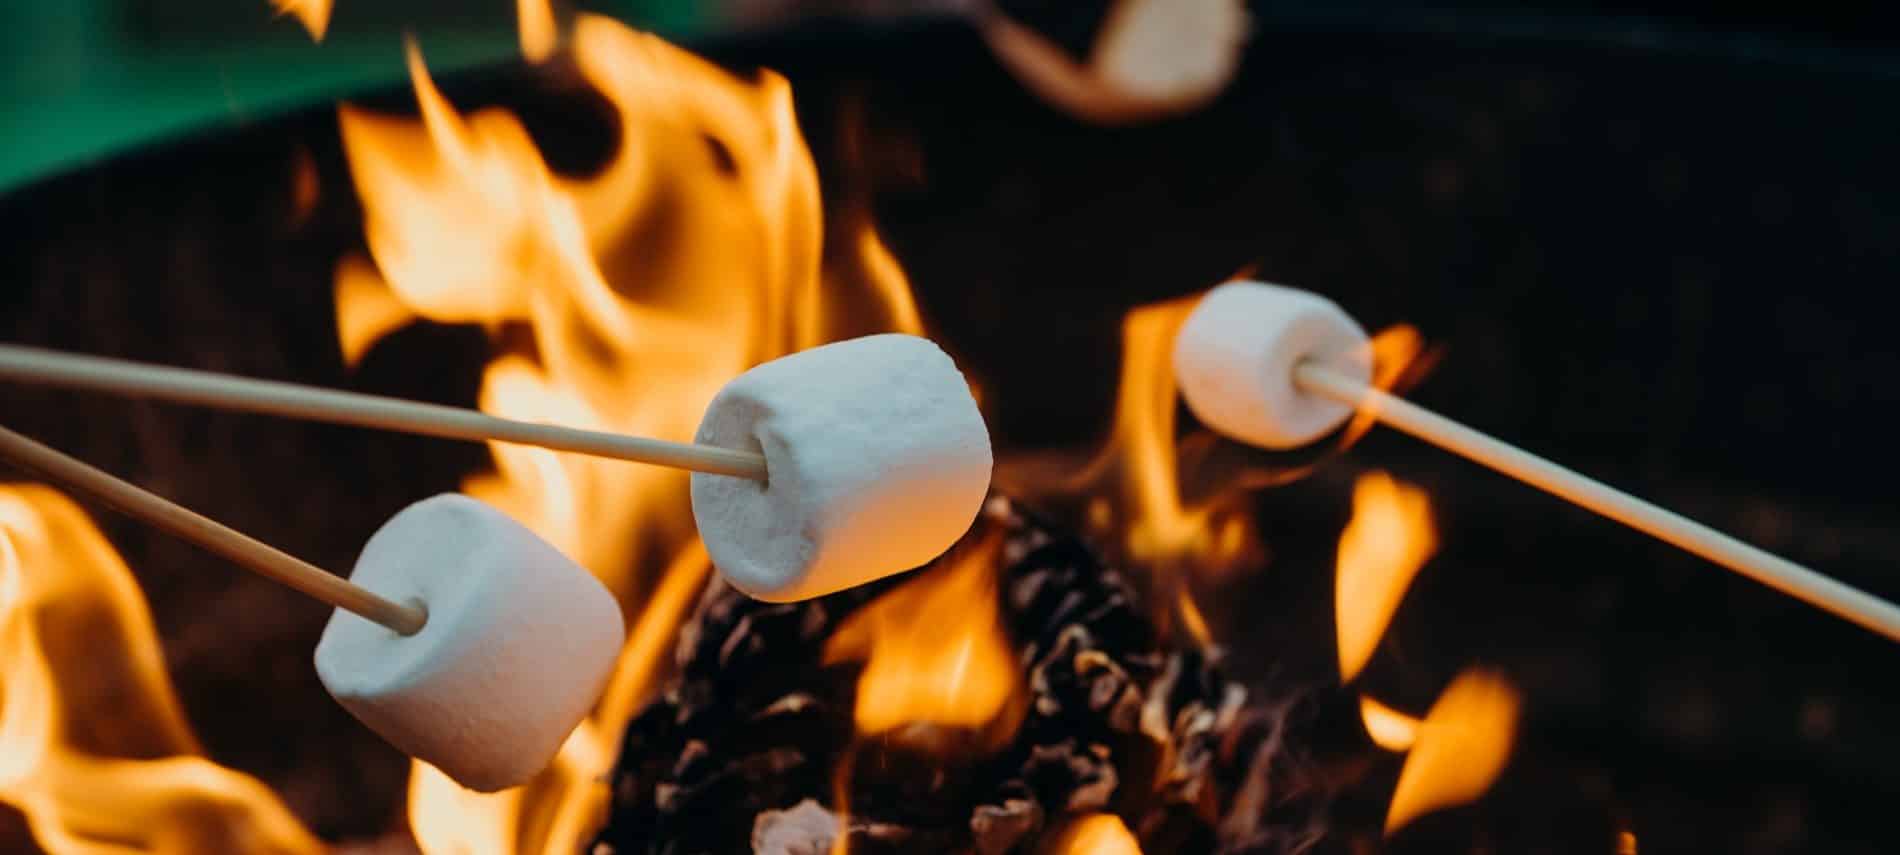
[592,498,1334,854]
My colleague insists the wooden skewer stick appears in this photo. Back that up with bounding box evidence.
[0,345,768,481]
[1295,360,1900,644]
[0,424,428,635]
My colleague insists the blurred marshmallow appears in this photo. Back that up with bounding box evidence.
[1174,281,1372,449]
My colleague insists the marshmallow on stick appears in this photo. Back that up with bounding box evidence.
[0,422,623,791]
[1174,280,1900,643]
[691,334,993,602]
[319,334,989,789]
[0,334,991,792]
[315,494,624,792]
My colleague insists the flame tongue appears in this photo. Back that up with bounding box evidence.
[0,485,321,854]
[1334,471,1436,683]
[1384,669,1522,834]
[822,530,1023,743]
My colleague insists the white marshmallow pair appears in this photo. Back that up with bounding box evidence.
[317,333,992,791]
[1174,280,1373,448]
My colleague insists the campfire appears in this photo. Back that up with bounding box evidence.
[1,2,1896,853]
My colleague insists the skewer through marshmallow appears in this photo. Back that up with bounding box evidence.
[0,332,994,790]
[0,344,767,479]
[1175,281,1900,644]
[0,423,428,634]
[0,335,995,603]
[315,494,624,791]
[0,425,622,789]
[691,334,992,601]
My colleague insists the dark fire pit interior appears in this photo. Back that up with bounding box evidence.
[1,5,1897,853]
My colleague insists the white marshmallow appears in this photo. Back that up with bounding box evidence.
[314,494,624,792]
[1174,281,1373,449]
[691,334,992,602]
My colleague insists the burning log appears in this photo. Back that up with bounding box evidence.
[591,496,1335,854]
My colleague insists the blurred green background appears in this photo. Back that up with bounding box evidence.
[6,2,1887,195]
[0,1,709,193]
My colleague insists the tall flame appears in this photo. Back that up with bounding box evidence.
[335,14,923,853]
[1384,669,1521,834]
[1047,296,1255,644]
[1334,471,1436,683]
[0,484,322,854]
[823,531,1022,741]
[1113,299,1235,569]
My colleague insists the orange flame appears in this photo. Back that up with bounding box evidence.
[1341,325,1428,448]
[0,484,322,854]
[333,254,417,367]
[1114,299,1226,567]
[1385,668,1521,834]
[1042,296,1256,641]
[1359,695,1421,752]
[518,0,558,63]
[334,14,923,853]
[1334,471,1436,683]
[1047,294,1425,646]
[336,19,841,593]
[272,0,331,41]
[1043,812,1143,854]
[823,532,1022,741]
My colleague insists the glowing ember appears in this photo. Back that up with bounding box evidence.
[272,0,331,41]
[1385,668,1521,834]
[1334,471,1437,683]
[822,532,1023,741]
[1359,695,1422,752]
[1046,813,1143,854]
[0,484,321,854]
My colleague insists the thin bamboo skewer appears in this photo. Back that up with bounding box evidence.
[0,345,767,480]
[1296,361,1900,644]
[0,424,427,635]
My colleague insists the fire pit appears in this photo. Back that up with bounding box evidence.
[1,3,1897,854]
